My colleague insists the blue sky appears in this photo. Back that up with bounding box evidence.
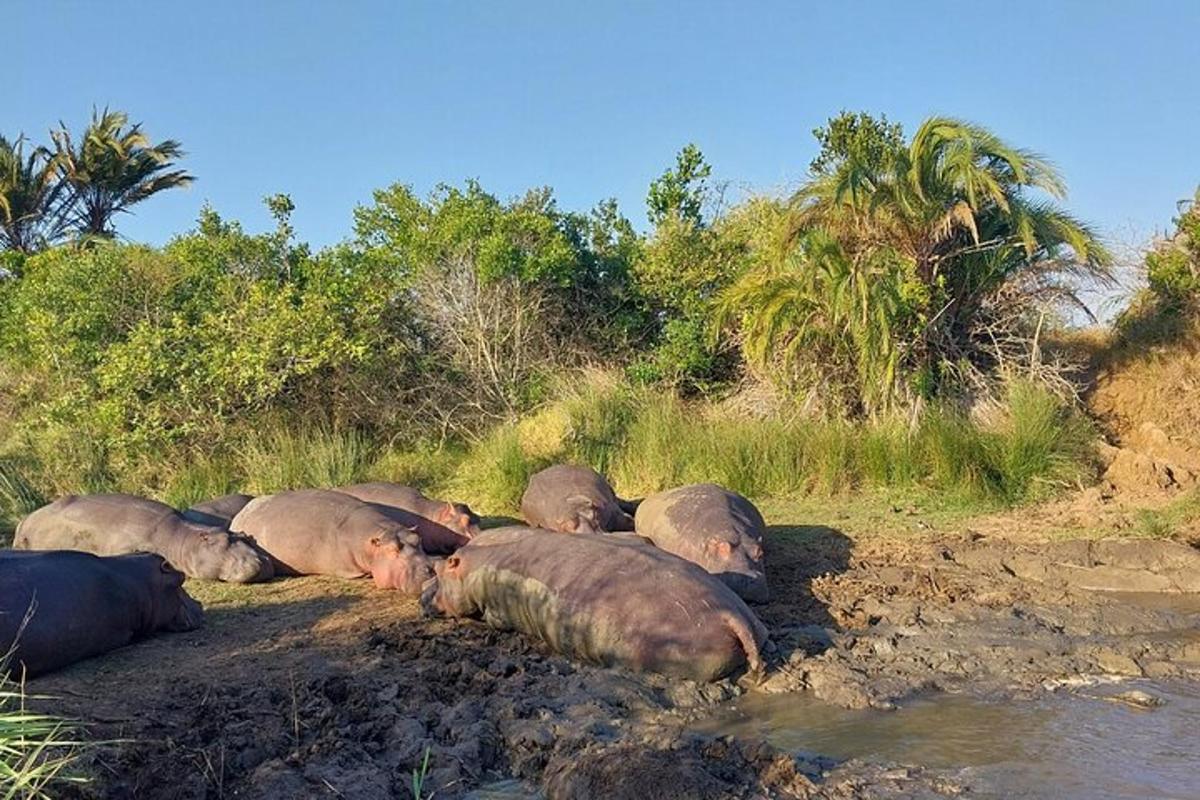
[10,1,1200,261]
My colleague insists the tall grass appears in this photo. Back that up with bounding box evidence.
[0,661,84,799]
[1,374,1097,518]
[0,461,45,543]
[238,426,376,495]
[448,374,1098,512]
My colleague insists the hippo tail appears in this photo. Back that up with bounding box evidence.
[723,611,765,681]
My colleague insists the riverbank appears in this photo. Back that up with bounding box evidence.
[33,494,1200,799]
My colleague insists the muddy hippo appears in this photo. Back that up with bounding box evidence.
[634,484,769,604]
[337,483,481,540]
[421,526,767,682]
[181,493,254,529]
[229,489,434,593]
[14,494,274,583]
[0,550,204,679]
[520,465,635,534]
[335,483,473,554]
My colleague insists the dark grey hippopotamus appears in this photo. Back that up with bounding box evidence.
[335,483,473,554]
[421,526,767,682]
[229,489,435,594]
[0,550,204,679]
[633,484,769,604]
[337,483,481,541]
[181,493,254,529]
[14,494,274,583]
[520,465,635,534]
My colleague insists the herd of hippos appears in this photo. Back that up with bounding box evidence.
[0,465,771,684]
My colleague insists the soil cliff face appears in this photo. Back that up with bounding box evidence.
[1086,320,1200,498]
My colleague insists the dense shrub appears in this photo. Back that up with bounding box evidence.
[1145,188,1200,308]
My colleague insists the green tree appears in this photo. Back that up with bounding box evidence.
[52,109,194,240]
[715,114,1110,413]
[795,114,1107,404]
[355,180,644,426]
[634,145,742,391]
[0,134,68,254]
[1144,188,1200,307]
[647,143,711,227]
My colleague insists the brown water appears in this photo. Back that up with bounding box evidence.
[694,679,1200,799]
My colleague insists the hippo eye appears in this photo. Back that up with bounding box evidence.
[447,555,461,569]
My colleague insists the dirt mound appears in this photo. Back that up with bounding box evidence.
[1096,422,1200,496]
[1090,321,1200,445]
[1086,316,1200,499]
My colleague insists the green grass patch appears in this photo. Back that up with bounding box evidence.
[0,660,85,799]
[444,373,1098,513]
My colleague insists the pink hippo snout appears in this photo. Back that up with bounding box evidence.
[368,531,435,594]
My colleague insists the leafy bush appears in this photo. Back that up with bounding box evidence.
[1145,188,1200,308]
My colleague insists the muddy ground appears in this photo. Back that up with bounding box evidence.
[33,517,1200,800]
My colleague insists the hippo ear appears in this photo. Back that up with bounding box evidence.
[707,538,733,558]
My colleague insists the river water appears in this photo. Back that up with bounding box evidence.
[693,678,1200,799]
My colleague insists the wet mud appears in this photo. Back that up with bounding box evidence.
[34,528,1200,799]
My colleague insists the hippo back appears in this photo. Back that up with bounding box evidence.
[520,465,634,534]
[0,550,203,679]
[182,493,254,529]
[230,489,420,577]
[16,493,272,584]
[427,526,766,681]
[15,494,179,554]
[634,484,769,603]
[337,483,480,540]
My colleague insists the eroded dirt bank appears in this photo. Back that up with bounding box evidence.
[38,526,1200,799]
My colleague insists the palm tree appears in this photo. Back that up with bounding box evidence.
[717,116,1112,412]
[792,116,1110,311]
[716,230,913,413]
[0,134,68,253]
[52,108,194,239]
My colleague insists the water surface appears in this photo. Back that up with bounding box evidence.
[694,680,1200,799]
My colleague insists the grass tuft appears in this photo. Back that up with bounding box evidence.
[0,657,86,800]
[239,426,376,495]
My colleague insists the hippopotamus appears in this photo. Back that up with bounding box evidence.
[421,526,767,682]
[335,483,473,554]
[14,494,274,583]
[337,483,481,540]
[520,465,635,534]
[181,493,254,529]
[228,489,434,593]
[0,550,204,678]
[633,484,769,604]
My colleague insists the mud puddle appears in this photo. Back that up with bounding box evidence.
[694,679,1200,799]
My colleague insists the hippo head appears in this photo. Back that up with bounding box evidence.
[366,528,435,594]
[185,528,275,583]
[436,501,481,539]
[146,557,205,632]
[707,537,769,604]
[563,497,602,534]
[419,553,477,617]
